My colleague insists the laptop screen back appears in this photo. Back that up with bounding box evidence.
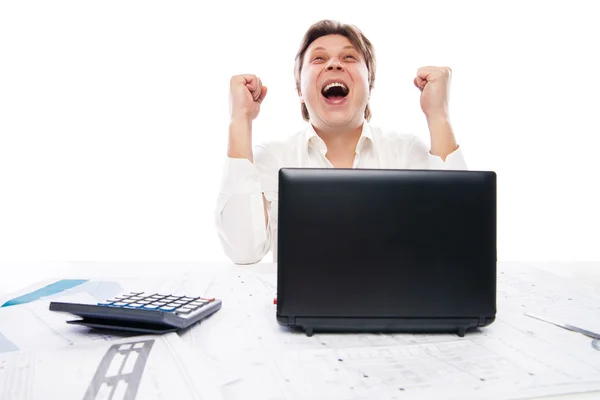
[276,168,496,321]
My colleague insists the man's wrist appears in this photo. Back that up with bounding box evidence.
[230,115,252,129]
[425,112,450,127]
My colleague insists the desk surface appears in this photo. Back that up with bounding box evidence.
[1,261,600,400]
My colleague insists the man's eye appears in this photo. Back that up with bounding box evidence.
[313,56,325,61]
[344,55,356,60]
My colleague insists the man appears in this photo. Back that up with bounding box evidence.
[215,19,467,264]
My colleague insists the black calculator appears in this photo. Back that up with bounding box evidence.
[49,292,222,334]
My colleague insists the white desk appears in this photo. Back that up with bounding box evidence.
[1,261,600,400]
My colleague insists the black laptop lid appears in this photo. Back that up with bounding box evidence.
[276,168,496,321]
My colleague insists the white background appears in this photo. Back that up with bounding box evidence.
[1,0,599,267]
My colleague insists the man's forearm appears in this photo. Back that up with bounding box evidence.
[226,117,268,226]
[427,115,458,161]
[227,117,253,161]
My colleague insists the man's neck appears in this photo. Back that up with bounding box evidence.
[312,121,364,155]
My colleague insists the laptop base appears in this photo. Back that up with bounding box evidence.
[277,315,495,337]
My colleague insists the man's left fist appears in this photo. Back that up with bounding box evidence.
[414,66,452,120]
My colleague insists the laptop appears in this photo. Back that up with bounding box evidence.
[276,168,497,337]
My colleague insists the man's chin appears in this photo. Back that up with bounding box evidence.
[319,110,356,127]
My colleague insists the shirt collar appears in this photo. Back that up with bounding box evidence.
[304,120,374,153]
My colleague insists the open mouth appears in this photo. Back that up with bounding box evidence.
[321,81,349,102]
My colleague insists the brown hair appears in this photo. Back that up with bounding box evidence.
[294,19,376,121]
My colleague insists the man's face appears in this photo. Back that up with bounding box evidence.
[299,34,370,129]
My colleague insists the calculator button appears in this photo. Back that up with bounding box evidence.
[97,302,112,306]
[176,307,194,314]
[201,297,215,302]
[142,305,159,310]
[159,306,176,312]
[125,303,144,308]
[112,302,127,307]
[191,300,208,306]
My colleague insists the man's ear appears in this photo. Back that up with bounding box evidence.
[298,88,304,103]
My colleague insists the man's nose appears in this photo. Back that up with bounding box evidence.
[326,58,344,71]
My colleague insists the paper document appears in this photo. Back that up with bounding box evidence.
[180,264,600,400]
[0,332,224,400]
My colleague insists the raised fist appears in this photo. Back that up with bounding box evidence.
[229,74,268,121]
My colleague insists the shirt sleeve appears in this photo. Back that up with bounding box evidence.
[406,136,468,170]
[214,147,279,264]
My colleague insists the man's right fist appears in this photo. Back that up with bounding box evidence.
[229,74,268,122]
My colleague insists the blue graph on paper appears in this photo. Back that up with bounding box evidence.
[1,279,89,307]
[0,279,123,353]
[1,280,122,308]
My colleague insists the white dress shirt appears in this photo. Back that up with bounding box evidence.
[215,121,468,264]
